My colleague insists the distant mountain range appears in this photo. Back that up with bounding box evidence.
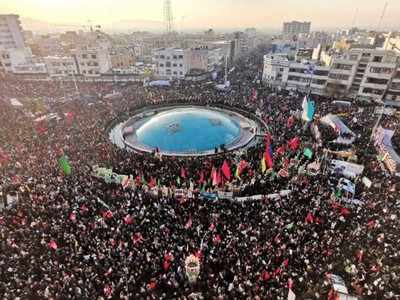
[20,17,165,33]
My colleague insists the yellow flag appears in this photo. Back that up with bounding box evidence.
[261,157,266,174]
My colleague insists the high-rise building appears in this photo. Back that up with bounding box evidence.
[283,21,311,35]
[0,14,26,50]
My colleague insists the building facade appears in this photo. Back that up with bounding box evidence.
[0,14,25,50]
[43,56,78,77]
[283,21,311,36]
[263,48,400,102]
[72,47,112,76]
[153,48,189,80]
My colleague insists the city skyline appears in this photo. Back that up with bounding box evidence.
[1,0,399,33]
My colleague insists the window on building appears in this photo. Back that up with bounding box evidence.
[373,56,383,63]
[178,55,183,59]
[160,63,164,67]
[82,54,87,59]
[173,63,177,67]
[92,54,97,59]
[369,67,393,74]
[332,63,352,71]
[179,64,183,67]
[173,55,177,59]
[362,87,384,95]
[390,82,400,90]
[328,73,350,81]
[160,55,165,59]
[166,56,170,60]
[366,77,388,85]
[362,52,371,57]
[173,71,177,75]
[166,69,171,74]
[180,71,183,75]
[166,62,171,67]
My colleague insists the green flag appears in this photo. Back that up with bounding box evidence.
[59,155,72,175]
[176,176,181,186]
[304,148,313,159]
[141,174,147,185]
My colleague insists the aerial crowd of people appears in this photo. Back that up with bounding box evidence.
[0,47,400,299]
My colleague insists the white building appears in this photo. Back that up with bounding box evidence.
[262,53,290,85]
[43,56,78,77]
[0,14,25,50]
[153,48,189,80]
[263,47,400,102]
[72,47,112,76]
[283,21,311,36]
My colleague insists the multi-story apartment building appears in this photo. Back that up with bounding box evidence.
[43,56,78,77]
[72,47,112,76]
[153,47,224,80]
[283,21,311,36]
[0,14,25,50]
[110,47,136,70]
[263,47,400,102]
[327,48,399,101]
[153,48,188,80]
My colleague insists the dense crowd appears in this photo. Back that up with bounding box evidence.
[1,48,400,299]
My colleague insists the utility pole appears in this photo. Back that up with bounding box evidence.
[163,0,174,35]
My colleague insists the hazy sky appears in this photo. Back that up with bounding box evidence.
[1,0,399,31]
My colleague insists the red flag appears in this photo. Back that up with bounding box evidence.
[221,160,231,180]
[147,281,157,290]
[102,210,113,219]
[287,278,294,289]
[180,166,187,179]
[48,240,58,250]
[276,145,286,156]
[198,170,205,184]
[273,267,282,277]
[287,116,294,128]
[340,207,350,217]
[262,271,271,282]
[305,212,314,224]
[264,149,273,169]
[282,258,289,268]
[66,112,74,126]
[148,177,156,188]
[103,284,113,298]
[124,214,134,225]
[239,159,249,175]
[162,260,170,271]
[132,232,144,245]
[288,137,300,151]
[209,223,216,231]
